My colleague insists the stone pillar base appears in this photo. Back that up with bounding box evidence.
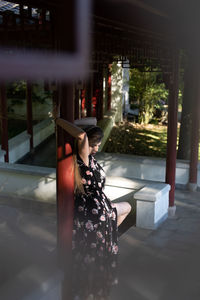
[187,182,197,192]
[168,205,176,218]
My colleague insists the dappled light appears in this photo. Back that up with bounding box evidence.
[110,189,200,300]
[104,121,168,157]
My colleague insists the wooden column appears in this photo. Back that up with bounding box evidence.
[53,2,76,299]
[94,67,103,121]
[74,87,80,120]
[188,64,200,191]
[56,84,74,299]
[26,81,33,150]
[86,75,93,117]
[107,65,112,111]
[165,50,179,210]
[57,84,74,253]
[0,82,9,162]
[81,86,86,117]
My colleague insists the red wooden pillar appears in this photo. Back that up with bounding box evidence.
[74,87,80,120]
[107,65,112,111]
[81,86,86,117]
[94,68,103,121]
[86,74,93,117]
[0,82,9,162]
[188,66,200,191]
[56,84,74,299]
[26,81,33,150]
[165,50,179,211]
[92,72,97,118]
[57,84,74,252]
[53,2,76,298]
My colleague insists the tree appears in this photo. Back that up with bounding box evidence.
[129,68,168,124]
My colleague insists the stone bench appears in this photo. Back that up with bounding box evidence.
[105,176,170,230]
[134,183,170,230]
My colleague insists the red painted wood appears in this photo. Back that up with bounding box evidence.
[93,69,103,120]
[57,142,74,254]
[74,88,80,120]
[107,66,112,111]
[81,88,86,117]
[26,81,33,150]
[0,82,9,162]
[165,51,179,207]
[53,3,76,296]
[56,84,75,299]
[86,75,93,117]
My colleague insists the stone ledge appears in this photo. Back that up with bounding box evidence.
[97,152,191,169]
[106,176,145,190]
[105,176,170,231]
[96,152,199,187]
[135,183,170,230]
[0,162,56,178]
[0,119,54,163]
[134,183,171,202]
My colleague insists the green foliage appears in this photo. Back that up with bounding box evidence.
[0,119,38,143]
[7,81,26,101]
[7,81,52,104]
[129,68,168,124]
[32,83,52,104]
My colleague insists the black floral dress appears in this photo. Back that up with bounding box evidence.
[72,155,118,300]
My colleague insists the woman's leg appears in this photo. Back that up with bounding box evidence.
[112,202,131,227]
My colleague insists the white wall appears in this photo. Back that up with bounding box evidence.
[111,62,123,122]
[96,152,200,188]
[122,59,130,114]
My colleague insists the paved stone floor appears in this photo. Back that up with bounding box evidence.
[18,134,56,168]
[111,189,200,300]
[0,188,200,299]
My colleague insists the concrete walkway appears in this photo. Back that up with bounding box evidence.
[0,189,200,299]
[111,189,200,300]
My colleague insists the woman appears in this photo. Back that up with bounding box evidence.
[56,118,131,300]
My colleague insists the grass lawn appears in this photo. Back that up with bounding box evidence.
[104,122,170,158]
[104,121,200,159]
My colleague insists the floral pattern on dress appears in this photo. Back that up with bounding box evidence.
[72,155,118,300]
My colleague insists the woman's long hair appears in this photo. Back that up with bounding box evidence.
[74,126,104,194]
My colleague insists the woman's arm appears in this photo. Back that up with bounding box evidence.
[55,118,90,166]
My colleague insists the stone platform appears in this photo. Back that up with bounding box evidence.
[0,189,200,299]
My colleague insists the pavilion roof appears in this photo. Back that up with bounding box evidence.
[0,0,198,80]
